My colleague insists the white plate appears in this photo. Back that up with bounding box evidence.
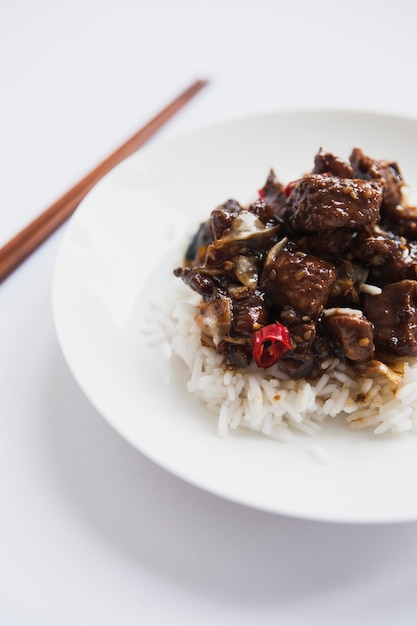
[52,109,417,524]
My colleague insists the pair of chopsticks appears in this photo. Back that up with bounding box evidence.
[0,79,208,284]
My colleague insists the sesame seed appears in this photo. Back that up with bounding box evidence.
[295,269,307,280]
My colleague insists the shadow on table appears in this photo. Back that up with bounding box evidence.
[43,341,417,609]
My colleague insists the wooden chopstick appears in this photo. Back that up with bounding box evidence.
[0,79,208,284]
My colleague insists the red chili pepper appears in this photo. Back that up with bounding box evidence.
[284,181,295,197]
[252,322,292,368]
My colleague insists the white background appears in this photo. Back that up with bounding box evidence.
[2,1,417,624]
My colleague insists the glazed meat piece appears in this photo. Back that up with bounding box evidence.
[261,240,337,319]
[324,311,374,362]
[210,199,242,239]
[173,266,222,300]
[246,198,278,226]
[223,343,252,369]
[211,197,279,236]
[288,174,383,232]
[382,203,417,240]
[230,288,267,337]
[279,321,333,378]
[215,288,268,369]
[279,321,317,378]
[352,227,405,266]
[352,228,417,285]
[350,147,403,214]
[258,169,288,219]
[362,280,417,356]
[312,148,353,178]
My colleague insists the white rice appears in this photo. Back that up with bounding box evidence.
[144,278,417,441]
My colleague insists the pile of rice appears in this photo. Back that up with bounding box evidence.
[145,278,417,442]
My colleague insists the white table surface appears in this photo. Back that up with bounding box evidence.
[2,1,417,624]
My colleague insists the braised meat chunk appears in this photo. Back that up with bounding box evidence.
[261,240,337,320]
[279,321,319,378]
[380,202,417,240]
[258,169,288,219]
[210,199,242,239]
[362,280,417,356]
[313,148,353,178]
[324,311,374,362]
[352,227,417,285]
[230,287,267,337]
[350,147,404,214]
[223,288,268,368]
[288,174,383,232]
[173,266,221,300]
